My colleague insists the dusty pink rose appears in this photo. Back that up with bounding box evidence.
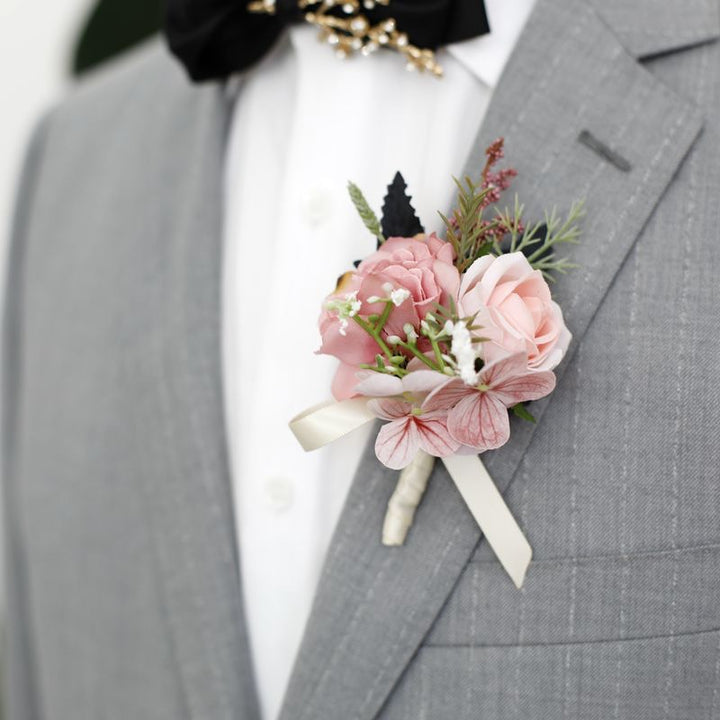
[458,252,571,371]
[353,234,459,336]
[319,234,460,399]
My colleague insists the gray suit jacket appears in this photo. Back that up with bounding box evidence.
[4,0,720,717]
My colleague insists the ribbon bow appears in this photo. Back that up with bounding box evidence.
[165,0,490,81]
[290,398,533,588]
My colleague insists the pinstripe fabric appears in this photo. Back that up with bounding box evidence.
[3,0,720,717]
[281,0,720,716]
[374,16,720,718]
[3,49,260,720]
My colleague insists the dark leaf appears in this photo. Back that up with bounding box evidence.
[381,172,424,242]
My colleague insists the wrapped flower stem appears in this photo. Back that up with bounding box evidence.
[382,451,436,546]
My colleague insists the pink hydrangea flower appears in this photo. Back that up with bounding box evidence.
[458,252,571,371]
[370,399,459,470]
[426,353,556,452]
[351,370,457,469]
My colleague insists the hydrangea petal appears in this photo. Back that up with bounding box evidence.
[416,417,460,458]
[354,372,403,397]
[375,418,420,469]
[447,392,510,451]
[367,398,412,421]
[402,370,450,394]
[492,370,556,405]
[423,378,468,412]
[481,353,556,405]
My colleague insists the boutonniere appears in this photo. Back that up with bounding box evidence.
[291,139,583,587]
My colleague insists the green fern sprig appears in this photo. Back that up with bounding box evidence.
[513,199,585,281]
[347,181,385,245]
[439,176,498,272]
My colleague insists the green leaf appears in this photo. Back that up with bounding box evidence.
[512,403,537,423]
[348,181,385,245]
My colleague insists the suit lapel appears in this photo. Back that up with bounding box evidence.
[137,82,260,718]
[465,0,709,495]
[280,0,710,718]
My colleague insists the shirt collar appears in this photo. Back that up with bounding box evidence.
[446,0,537,88]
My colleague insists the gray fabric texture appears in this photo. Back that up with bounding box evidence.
[3,0,720,717]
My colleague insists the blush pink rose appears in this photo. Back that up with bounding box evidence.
[457,252,571,371]
[319,234,460,399]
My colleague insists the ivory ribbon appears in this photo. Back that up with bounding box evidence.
[442,454,531,588]
[289,400,532,588]
[290,398,377,451]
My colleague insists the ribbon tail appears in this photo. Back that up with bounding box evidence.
[442,454,532,589]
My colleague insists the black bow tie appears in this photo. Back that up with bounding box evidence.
[165,0,490,82]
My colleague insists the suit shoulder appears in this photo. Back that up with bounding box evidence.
[43,38,226,158]
[49,38,195,129]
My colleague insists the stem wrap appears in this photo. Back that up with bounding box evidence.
[382,451,435,546]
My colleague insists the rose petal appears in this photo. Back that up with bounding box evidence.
[318,311,379,365]
[458,255,495,298]
[479,252,532,294]
[431,259,461,301]
[332,363,363,400]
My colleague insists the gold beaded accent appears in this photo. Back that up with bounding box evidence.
[247,0,443,77]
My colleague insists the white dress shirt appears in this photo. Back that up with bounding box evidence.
[222,2,534,717]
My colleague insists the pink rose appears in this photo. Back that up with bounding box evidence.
[354,233,459,336]
[319,234,460,399]
[458,252,571,371]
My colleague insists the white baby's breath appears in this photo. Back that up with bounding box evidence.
[450,320,479,385]
[325,291,362,336]
[348,293,361,317]
[403,323,418,343]
[390,288,411,306]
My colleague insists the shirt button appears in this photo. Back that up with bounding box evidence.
[302,187,333,226]
[263,475,294,513]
